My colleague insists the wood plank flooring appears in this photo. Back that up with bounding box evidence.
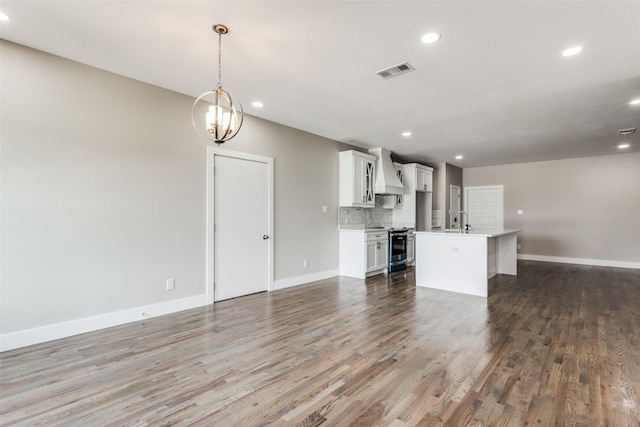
[1,260,639,426]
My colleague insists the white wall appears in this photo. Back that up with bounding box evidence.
[463,153,640,267]
[1,41,350,346]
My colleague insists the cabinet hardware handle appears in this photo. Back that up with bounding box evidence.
[263,235,269,240]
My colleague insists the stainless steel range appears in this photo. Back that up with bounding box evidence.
[388,228,409,272]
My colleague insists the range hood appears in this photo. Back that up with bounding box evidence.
[368,148,404,195]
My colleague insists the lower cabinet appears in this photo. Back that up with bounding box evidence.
[339,230,388,279]
[365,235,389,274]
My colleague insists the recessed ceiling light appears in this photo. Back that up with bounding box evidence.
[630,99,640,106]
[421,33,441,44]
[455,155,463,160]
[402,131,412,137]
[251,101,264,108]
[0,11,10,21]
[562,46,584,56]
[617,143,630,149]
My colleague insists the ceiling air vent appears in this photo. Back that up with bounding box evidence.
[618,127,636,136]
[376,62,415,80]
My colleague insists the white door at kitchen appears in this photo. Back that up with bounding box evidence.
[207,148,274,302]
[464,185,504,233]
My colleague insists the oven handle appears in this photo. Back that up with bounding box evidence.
[390,232,408,238]
[389,260,407,266]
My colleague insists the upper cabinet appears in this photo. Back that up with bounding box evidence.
[339,150,376,208]
[402,163,434,193]
[415,166,433,192]
[394,163,434,231]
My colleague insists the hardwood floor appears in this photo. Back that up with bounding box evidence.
[1,261,639,426]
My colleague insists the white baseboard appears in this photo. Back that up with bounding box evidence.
[518,254,640,269]
[0,295,208,352]
[273,269,339,290]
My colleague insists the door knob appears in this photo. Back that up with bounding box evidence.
[263,235,269,240]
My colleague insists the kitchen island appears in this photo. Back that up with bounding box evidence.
[414,229,519,297]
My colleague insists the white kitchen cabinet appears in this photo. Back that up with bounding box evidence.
[392,163,434,231]
[339,230,388,279]
[365,232,389,274]
[339,150,376,208]
[401,163,433,194]
[415,166,433,192]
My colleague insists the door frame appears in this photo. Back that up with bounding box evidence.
[206,147,274,304]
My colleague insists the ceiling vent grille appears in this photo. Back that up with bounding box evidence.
[376,62,415,79]
[618,127,636,136]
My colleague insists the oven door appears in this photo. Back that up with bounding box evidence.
[389,232,408,262]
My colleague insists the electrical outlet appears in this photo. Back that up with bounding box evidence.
[517,244,522,250]
[303,259,309,268]
[322,205,328,213]
[517,210,524,215]
[166,278,175,291]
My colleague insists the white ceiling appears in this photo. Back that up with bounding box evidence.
[1,1,639,167]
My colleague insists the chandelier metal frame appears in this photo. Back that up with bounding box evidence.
[191,24,244,144]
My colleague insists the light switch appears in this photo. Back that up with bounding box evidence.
[322,205,328,213]
[517,210,524,215]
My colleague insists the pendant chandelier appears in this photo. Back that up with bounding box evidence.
[191,24,244,144]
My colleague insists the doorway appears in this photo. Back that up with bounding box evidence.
[206,148,274,302]
[449,184,461,229]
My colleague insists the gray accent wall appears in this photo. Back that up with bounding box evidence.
[432,162,445,213]
[1,41,351,335]
[433,162,463,229]
[463,153,640,264]
[445,164,463,229]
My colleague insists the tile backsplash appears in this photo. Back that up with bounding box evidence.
[338,202,393,228]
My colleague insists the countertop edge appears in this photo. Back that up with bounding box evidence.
[415,229,520,238]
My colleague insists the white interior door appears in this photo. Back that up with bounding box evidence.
[449,185,461,229]
[464,185,504,232]
[207,149,273,302]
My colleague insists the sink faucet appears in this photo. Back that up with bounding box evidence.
[455,211,467,233]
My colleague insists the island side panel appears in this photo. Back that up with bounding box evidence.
[415,233,488,297]
[496,232,518,275]
[487,237,497,279]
